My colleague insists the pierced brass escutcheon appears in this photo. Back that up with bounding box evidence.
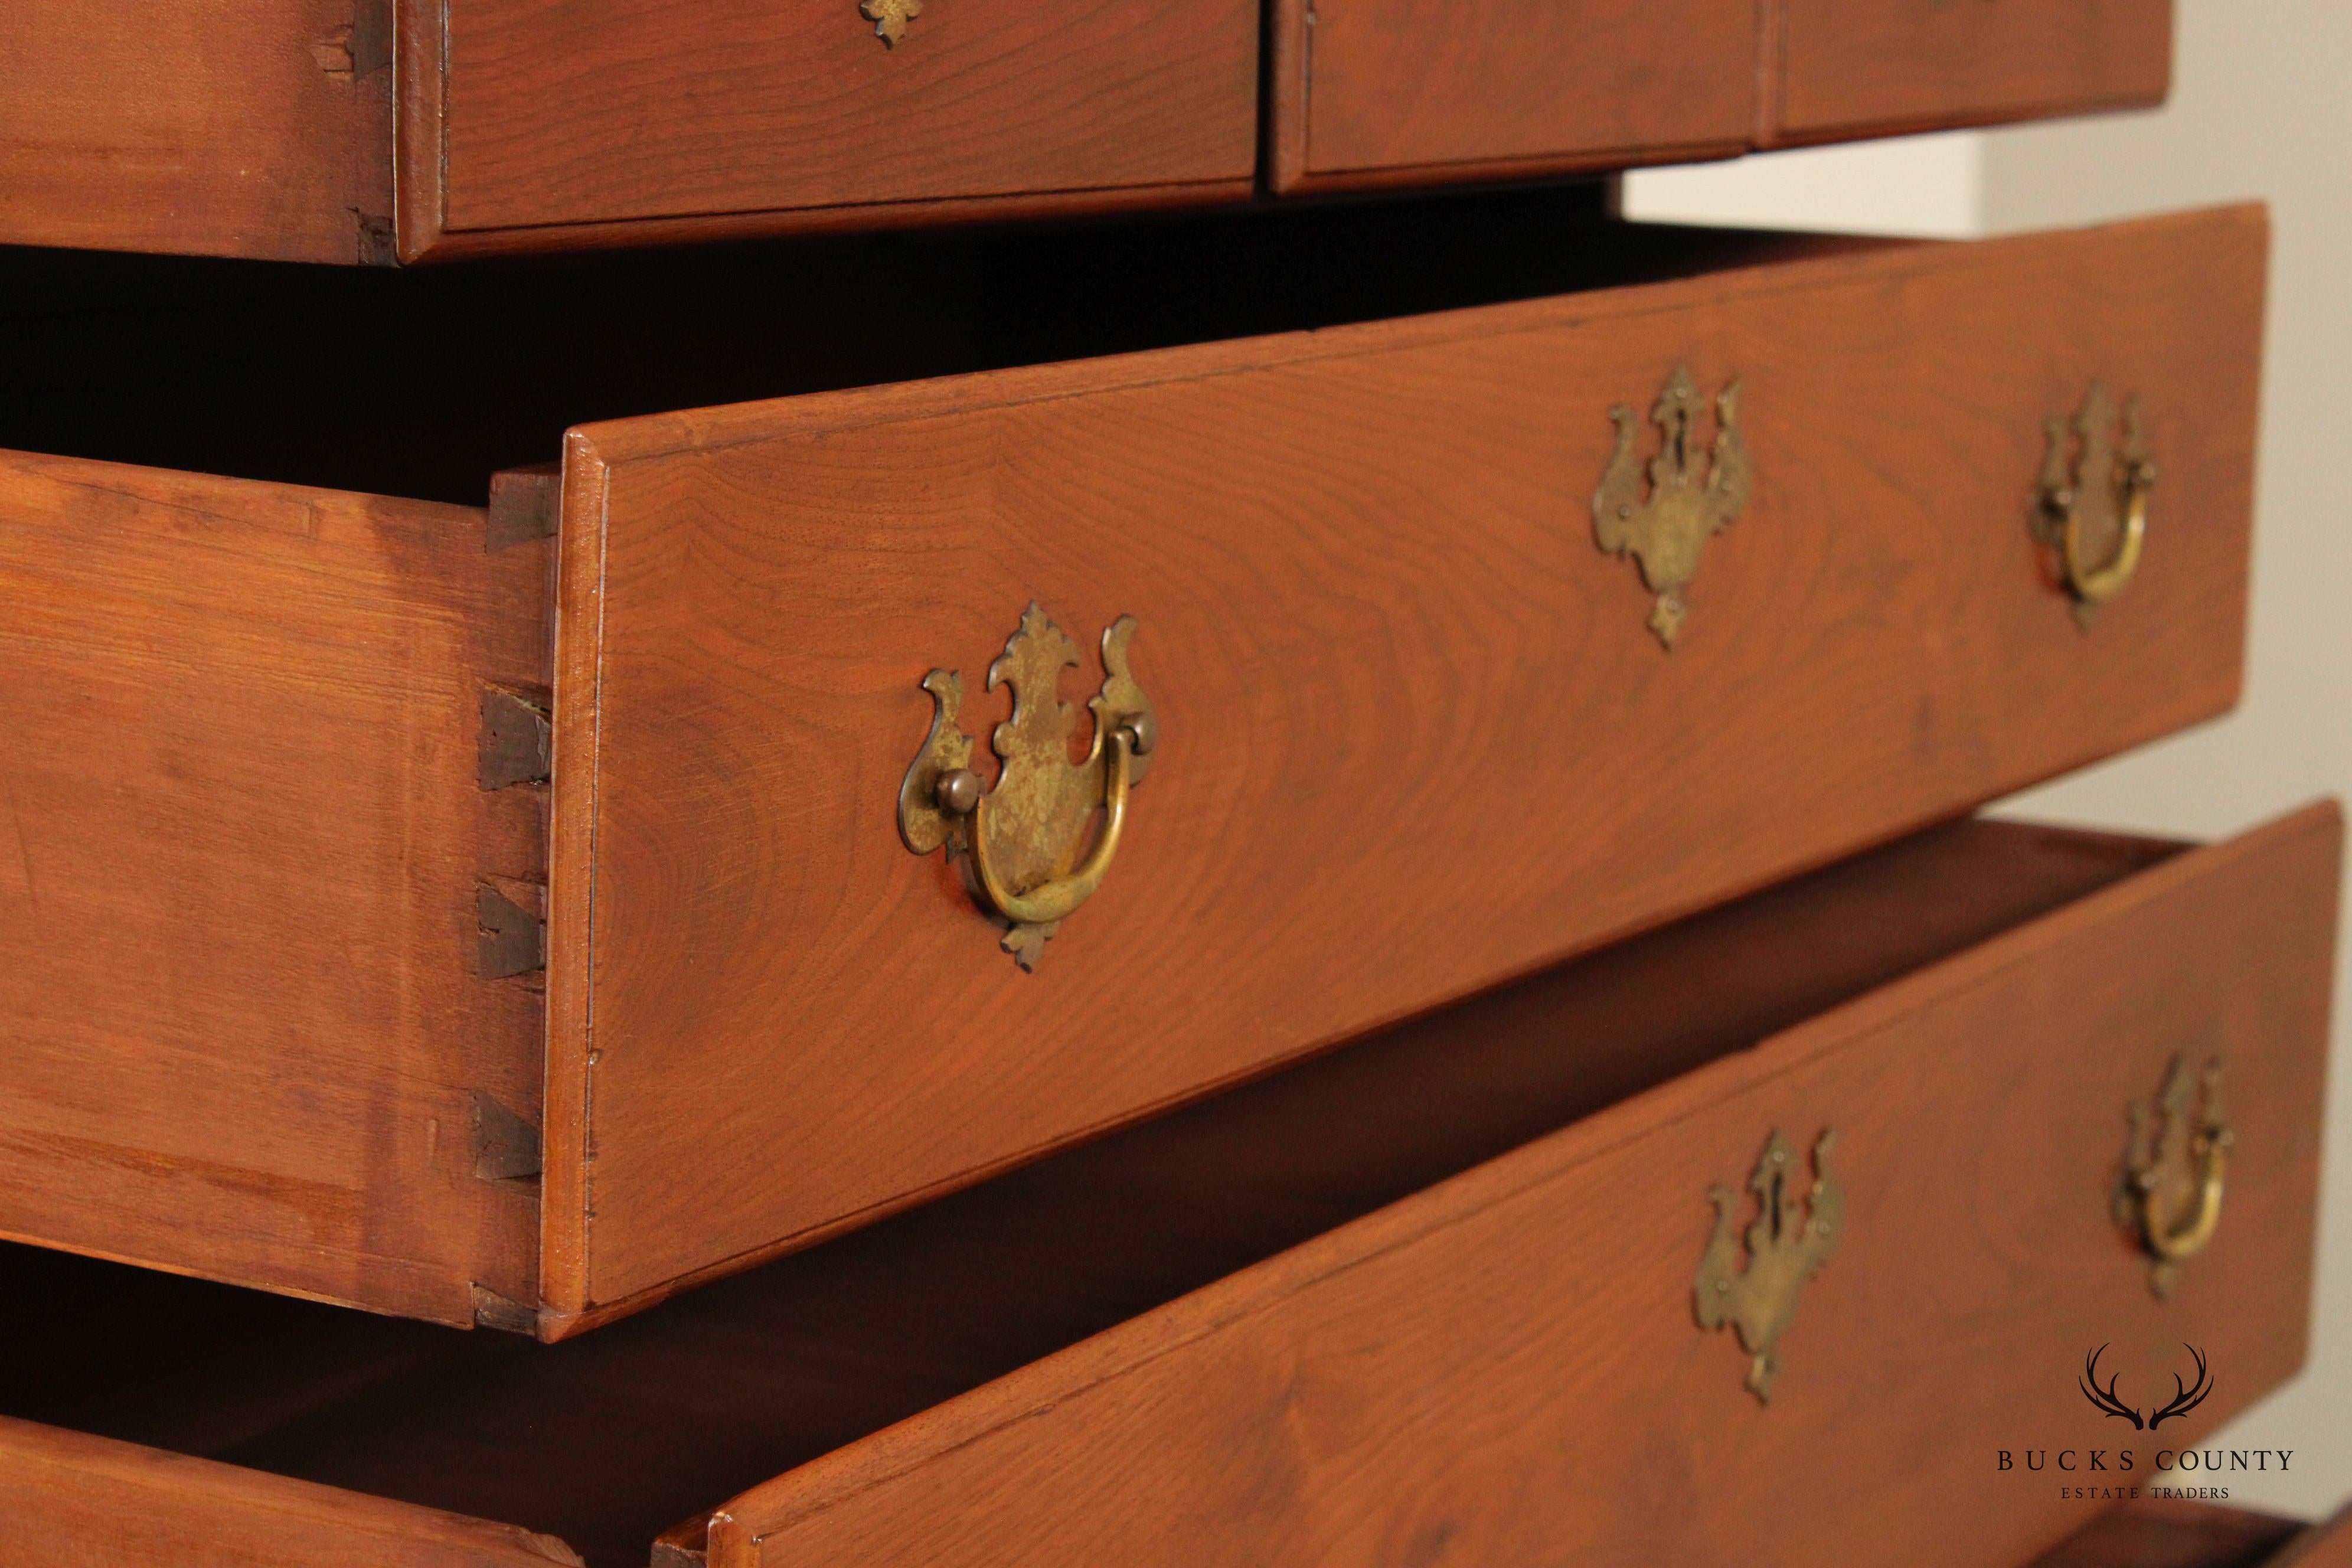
[2034,383,2155,622]
[861,0,923,46]
[1592,365,1753,648]
[2116,1057,2232,1298]
[899,604,1155,971]
[1694,1129,1842,1404]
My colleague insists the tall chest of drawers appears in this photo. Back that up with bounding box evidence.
[0,4,2338,1565]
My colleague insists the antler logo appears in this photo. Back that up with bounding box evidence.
[2077,1343,2214,1430]
[1592,365,1752,648]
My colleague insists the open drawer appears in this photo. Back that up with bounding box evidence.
[0,197,2266,1337]
[0,805,2335,1566]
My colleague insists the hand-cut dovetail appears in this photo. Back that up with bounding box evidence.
[486,463,561,552]
[481,686,553,789]
[476,880,547,979]
[470,1284,538,1335]
[470,1090,543,1183]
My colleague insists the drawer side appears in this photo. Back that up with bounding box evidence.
[0,451,547,1325]
[0,1415,582,1567]
[0,0,394,264]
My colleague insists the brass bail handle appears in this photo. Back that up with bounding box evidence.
[2141,1122,2230,1262]
[950,712,1152,927]
[2058,454,2154,605]
[2117,1056,2231,1296]
[897,605,1157,971]
[2037,384,2155,610]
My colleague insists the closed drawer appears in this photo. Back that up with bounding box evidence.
[0,0,1257,264]
[1268,0,2171,192]
[0,806,2337,1566]
[402,0,1260,262]
[0,201,2265,1338]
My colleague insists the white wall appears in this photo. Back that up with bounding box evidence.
[1626,0,2352,1521]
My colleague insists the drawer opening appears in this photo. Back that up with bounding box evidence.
[0,185,1894,507]
[0,815,2183,1567]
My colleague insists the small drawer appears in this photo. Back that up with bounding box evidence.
[0,0,1259,264]
[0,805,2337,1566]
[1268,0,2171,193]
[0,199,2266,1337]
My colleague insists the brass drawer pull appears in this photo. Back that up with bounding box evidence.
[1591,365,1752,649]
[1694,1128,1841,1404]
[2118,1057,2232,1296]
[899,605,1157,971]
[2036,383,2155,616]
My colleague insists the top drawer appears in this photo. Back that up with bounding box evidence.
[0,201,2265,1337]
[1268,0,2173,192]
[403,0,1261,260]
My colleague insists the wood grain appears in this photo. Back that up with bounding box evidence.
[0,449,547,1324]
[545,205,2266,1325]
[0,816,2238,1564]
[398,0,1258,262]
[1268,0,1754,193]
[0,1416,582,1568]
[0,0,391,263]
[1269,0,2172,194]
[704,801,2341,1568]
[1772,0,2174,145]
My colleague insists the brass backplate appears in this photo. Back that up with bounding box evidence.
[2116,1056,2231,1298]
[1592,365,1752,648]
[861,0,923,45]
[1694,1128,1842,1403]
[899,604,1154,970]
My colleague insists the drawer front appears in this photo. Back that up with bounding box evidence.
[1775,0,2174,145]
[400,0,1259,261]
[0,1416,579,1568]
[545,205,2265,1329]
[1270,0,2171,192]
[704,802,2341,1567]
[1268,0,1756,190]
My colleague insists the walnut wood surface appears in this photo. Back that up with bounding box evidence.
[1772,0,2175,145]
[546,205,2265,1326]
[704,802,2340,1568]
[395,0,1258,263]
[0,449,547,1324]
[0,0,391,263]
[0,1416,582,1568]
[0,815,2267,1566]
[1269,0,2171,193]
